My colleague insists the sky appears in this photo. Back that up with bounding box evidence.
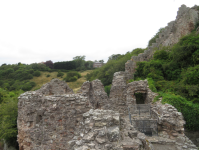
[0,0,198,65]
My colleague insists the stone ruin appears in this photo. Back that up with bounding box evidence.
[17,78,198,150]
[17,4,199,150]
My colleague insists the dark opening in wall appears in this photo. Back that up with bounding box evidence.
[36,115,42,124]
[96,102,101,109]
[135,93,146,104]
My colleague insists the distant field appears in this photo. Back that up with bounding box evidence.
[30,70,93,93]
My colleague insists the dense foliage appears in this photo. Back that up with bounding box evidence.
[0,89,23,148]
[0,63,47,91]
[134,32,199,130]
[64,71,81,82]
[54,56,94,71]
[86,48,145,86]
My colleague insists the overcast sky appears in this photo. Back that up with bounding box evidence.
[0,0,198,65]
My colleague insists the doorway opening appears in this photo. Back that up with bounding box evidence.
[135,92,146,104]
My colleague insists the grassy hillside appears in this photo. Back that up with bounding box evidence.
[30,70,93,92]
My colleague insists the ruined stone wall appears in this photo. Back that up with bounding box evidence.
[79,79,109,109]
[150,100,197,150]
[68,109,121,150]
[125,4,199,77]
[109,79,158,115]
[17,79,92,150]
[17,92,91,150]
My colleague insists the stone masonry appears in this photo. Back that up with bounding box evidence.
[78,79,109,109]
[17,79,92,150]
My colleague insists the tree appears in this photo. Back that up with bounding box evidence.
[44,60,53,69]
[108,54,122,61]
[99,60,104,63]
[73,55,86,70]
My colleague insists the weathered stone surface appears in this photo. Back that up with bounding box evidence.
[17,80,91,150]
[109,79,158,115]
[79,79,109,109]
[36,78,74,95]
[69,109,121,149]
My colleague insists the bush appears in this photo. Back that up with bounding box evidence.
[22,82,32,91]
[64,71,81,82]
[29,69,34,74]
[27,74,33,79]
[46,74,50,77]
[33,71,41,77]
[57,72,64,77]
[147,78,157,92]
[104,85,111,97]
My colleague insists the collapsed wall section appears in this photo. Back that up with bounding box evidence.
[17,92,91,150]
[17,79,92,150]
[79,79,109,109]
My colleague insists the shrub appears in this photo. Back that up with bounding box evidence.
[29,69,34,74]
[33,71,41,77]
[46,74,50,77]
[27,74,33,79]
[147,78,157,92]
[104,85,111,97]
[57,72,64,77]
[64,71,81,82]
[30,82,36,87]
[22,82,32,91]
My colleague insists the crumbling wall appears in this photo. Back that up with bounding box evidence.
[79,79,109,109]
[68,109,121,150]
[109,79,158,115]
[125,4,199,77]
[17,80,91,150]
[150,100,197,150]
[36,78,74,95]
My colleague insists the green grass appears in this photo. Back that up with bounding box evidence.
[30,70,93,93]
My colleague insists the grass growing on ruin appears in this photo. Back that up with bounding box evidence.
[30,70,93,92]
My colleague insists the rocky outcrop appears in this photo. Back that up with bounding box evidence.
[125,5,199,77]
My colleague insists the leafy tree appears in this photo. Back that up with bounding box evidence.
[44,60,53,69]
[73,55,86,70]
[99,60,104,63]
[108,54,122,61]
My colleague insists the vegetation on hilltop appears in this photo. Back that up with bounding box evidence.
[86,48,146,86]
[133,31,199,130]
